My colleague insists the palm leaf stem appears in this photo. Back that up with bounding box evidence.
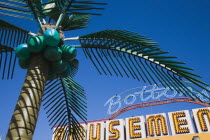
[59,78,72,135]
[56,13,65,29]
[0,1,29,9]
[25,0,43,32]
[0,6,32,15]
[55,0,74,29]
[79,46,210,92]
[150,64,173,89]
[0,12,33,19]
[64,37,80,41]
[8,0,26,4]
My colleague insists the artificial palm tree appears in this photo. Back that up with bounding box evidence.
[0,0,209,139]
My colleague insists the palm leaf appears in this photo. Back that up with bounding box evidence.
[61,14,91,31]
[43,77,87,140]
[68,0,107,15]
[0,0,46,31]
[1,0,106,31]
[69,59,79,77]
[0,0,33,20]
[43,0,106,29]
[78,29,210,101]
[0,19,30,79]
[0,0,47,19]
[43,0,106,17]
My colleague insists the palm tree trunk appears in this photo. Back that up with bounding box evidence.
[6,54,49,140]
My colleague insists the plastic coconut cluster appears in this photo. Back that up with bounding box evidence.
[15,28,78,80]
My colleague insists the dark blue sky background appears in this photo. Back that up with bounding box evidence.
[0,0,210,139]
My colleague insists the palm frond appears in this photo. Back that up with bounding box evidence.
[0,0,46,32]
[43,0,106,17]
[1,0,106,31]
[69,59,79,77]
[43,77,87,140]
[0,0,33,20]
[78,29,210,101]
[61,14,91,31]
[0,19,30,79]
[0,0,49,20]
[68,0,107,15]
[43,0,106,30]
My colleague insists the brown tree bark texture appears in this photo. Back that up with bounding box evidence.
[6,54,49,140]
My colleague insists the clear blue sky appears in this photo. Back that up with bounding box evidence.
[0,0,210,139]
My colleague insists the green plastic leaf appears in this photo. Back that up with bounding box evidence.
[78,29,210,101]
[43,77,87,140]
[43,0,106,27]
[0,0,33,19]
[0,19,30,79]
[62,14,91,31]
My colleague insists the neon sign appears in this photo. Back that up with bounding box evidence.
[52,107,210,140]
[104,83,210,115]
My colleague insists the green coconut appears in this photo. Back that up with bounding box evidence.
[15,43,30,59]
[60,44,77,61]
[44,28,60,47]
[52,59,68,73]
[44,46,62,61]
[69,59,79,68]
[28,36,46,53]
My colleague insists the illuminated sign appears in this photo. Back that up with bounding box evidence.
[52,107,210,140]
[192,108,210,133]
[125,116,146,139]
[104,84,210,115]
[146,113,169,137]
[87,122,104,140]
[168,110,194,135]
[106,119,124,140]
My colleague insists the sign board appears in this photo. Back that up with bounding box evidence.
[52,107,210,140]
